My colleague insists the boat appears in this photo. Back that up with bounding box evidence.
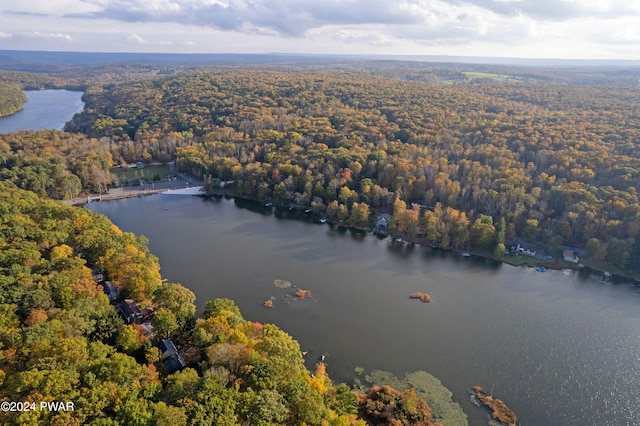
[461,252,471,257]
[535,266,546,272]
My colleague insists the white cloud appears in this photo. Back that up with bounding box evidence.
[128,33,148,43]
[32,32,75,42]
[0,0,639,59]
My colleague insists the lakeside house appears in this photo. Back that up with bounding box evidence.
[115,299,144,324]
[159,339,186,373]
[375,213,391,234]
[514,243,537,257]
[100,281,120,302]
[563,249,579,263]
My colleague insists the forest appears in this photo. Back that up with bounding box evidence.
[0,83,26,118]
[0,181,448,425]
[60,69,640,275]
[1,56,639,424]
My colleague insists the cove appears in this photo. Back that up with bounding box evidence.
[0,89,84,133]
[87,194,640,426]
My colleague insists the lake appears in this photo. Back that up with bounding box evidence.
[87,194,640,426]
[0,89,84,133]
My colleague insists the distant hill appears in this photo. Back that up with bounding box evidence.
[2,49,640,70]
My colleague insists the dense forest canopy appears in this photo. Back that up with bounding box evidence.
[1,56,639,423]
[64,70,640,274]
[0,131,113,198]
[0,83,26,118]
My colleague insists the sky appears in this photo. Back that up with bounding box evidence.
[1,0,639,60]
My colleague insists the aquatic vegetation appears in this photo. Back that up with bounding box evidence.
[472,386,517,426]
[353,369,468,426]
[273,279,292,288]
[357,385,435,425]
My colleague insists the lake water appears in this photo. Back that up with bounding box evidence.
[0,89,84,133]
[88,194,640,426]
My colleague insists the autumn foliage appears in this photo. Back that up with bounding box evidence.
[473,386,518,426]
[357,385,440,426]
[62,70,640,273]
[410,292,432,303]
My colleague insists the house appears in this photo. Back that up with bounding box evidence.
[375,213,392,234]
[159,339,186,374]
[91,269,104,282]
[100,281,119,302]
[115,299,143,324]
[159,339,178,358]
[515,243,536,257]
[563,249,579,263]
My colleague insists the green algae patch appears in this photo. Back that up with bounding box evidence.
[273,279,292,288]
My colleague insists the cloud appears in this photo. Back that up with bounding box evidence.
[65,0,484,36]
[3,10,50,17]
[32,32,75,42]
[67,0,640,36]
[128,33,149,44]
[453,0,640,21]
[2,0,639,58]
[53,0,640,57]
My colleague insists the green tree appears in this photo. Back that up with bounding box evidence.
[151,402,188,426]
[152,308,179,338]
[247,389,290,425]
[337,204,349,222]
[153,283,196,326]
[116,324,141,353]
[470,215,496,250]
[349,202,370,228]
[524,219,539,241]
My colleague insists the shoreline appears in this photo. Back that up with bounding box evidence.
[64,187,169,206]
[74,187,640,284]
[64,178,204,206]
[389,232,639,284]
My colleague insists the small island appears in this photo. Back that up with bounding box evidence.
[410,292,432,303]
[295,289,312,299]
[472,386,517,426]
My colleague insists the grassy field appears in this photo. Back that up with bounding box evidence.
[461,71,521,82]
[111,164,173,183]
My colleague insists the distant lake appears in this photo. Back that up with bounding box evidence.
[0,90,84,133]
[88,195,640,426]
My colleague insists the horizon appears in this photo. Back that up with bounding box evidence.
[2,49,640,68]
[1,1,639,61]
